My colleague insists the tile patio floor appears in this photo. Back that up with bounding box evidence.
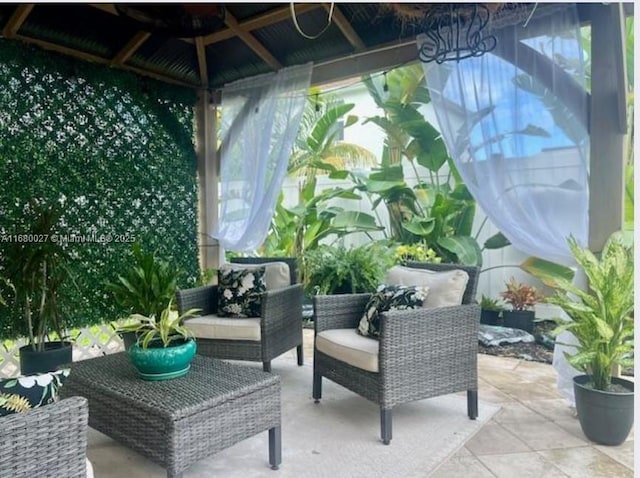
[82,330,634,477]
[303,330,635,478]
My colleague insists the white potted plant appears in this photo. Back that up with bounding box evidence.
[547,233,633,446]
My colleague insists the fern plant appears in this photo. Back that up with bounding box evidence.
[303,243,394,296]
[547,233,634,391]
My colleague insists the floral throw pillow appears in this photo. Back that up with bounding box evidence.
[218,267,267,318]
[357,284,428,339]
[0,368,70,417]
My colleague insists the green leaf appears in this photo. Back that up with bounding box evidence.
[520,257,575,287]
[306,103,355,151]
[437,236,483,266]
[484,232,511,249]
[328,170,349,180]
[402,217,435,236]
[331,211,383,231]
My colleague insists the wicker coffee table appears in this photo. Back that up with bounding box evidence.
[61,353,281,477]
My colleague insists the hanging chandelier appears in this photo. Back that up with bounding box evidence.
[417,3,497,64]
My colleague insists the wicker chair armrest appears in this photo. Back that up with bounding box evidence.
[176,285,218,316]
[0,396,89,477]
[378,303,480,374]
[313,293,372,333]
[260,284,304,333]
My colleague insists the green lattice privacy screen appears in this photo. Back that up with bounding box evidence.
[0,40,199,340]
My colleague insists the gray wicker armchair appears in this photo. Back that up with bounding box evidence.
[0,396,89,478]
[176,257,303,373]
[312,263,480,445]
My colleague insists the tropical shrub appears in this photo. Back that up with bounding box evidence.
[500,277,543,311]
[393,242,441,265]
[547,234,634,391]
[105,243,183,320]
[303,243,394,296]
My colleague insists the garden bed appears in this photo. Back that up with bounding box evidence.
[478,319,556,364]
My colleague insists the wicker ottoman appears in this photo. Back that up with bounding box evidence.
[61,353,281,478]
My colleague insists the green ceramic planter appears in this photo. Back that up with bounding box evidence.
[129,338,197,381]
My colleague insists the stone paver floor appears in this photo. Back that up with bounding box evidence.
[302,330,634,477]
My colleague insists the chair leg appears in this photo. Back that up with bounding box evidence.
[381,408,392,445]
[312,367,322,403]
[467,390,478,420]
[268,426,282,470]
[296,344,304,366]
[263,361,271,373]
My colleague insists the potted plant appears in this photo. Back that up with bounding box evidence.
[106,243,182,350]
[479,295,503,326]
[500,277,542,333]
[116,298,200,381]
[2,202,76,374]
[546,234,633,446]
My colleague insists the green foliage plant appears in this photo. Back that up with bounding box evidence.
[105,243,183,320]
[359,65,505,266]
[479,295,504,311]
[116,298,199,348]
[0,276,14,307]
[303,243,394,296]
[393,242,441,265]
[263,97,379,259]
[500,277,542,311]
[546,234,634,392]
[2,202,77,351]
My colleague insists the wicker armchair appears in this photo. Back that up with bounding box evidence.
[176,257,303,373]
[312,263,480,445]
[0,396,89,478]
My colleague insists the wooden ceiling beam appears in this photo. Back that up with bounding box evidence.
[13,33,196,88]
[202,4,320,46]
[195,37,209,88]
[3,4,34,39]
[88,4,118,16]
[223,11,282,70]
[311,38,419,87]
[324,4,365,51]
[111,31,151,66]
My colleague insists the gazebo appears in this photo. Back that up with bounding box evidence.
[0,2,632,269]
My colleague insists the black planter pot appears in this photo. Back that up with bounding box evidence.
[480,309,501,326]
[502,310,535,333]
[19,341,73,375]
[119,331,138,351]
[573,375,634,446]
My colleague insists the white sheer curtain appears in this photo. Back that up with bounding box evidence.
[213,62,312,252]
[419,4,589,266]
[419,4,589,404]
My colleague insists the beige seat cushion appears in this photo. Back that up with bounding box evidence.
[316,329,379,373]
[385,266,469,308]
[220,262,291,290]
[184,315,261,341]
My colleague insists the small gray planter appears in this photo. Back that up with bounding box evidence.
[573,375,634,446]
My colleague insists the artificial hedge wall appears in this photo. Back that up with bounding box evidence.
[0,40,199,340]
